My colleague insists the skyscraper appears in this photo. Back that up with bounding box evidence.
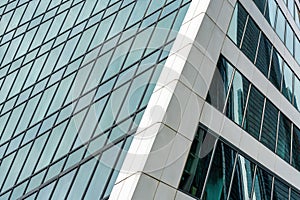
[0,0,300,199]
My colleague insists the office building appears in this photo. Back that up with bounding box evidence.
[0,0,300,199]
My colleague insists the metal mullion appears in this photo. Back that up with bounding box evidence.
[0,0,122,69]
[241,84,252,128]
[267,46,274,79]
[0,0,22,43]
[0,0,84,49]
[290,123,294,165]
[0,2,58,191]
[36,0,117,197]
[18,0,87,196]
[19,131,134,200]
[0,44,167,153]
[270,176,275,200]
[0,107,143,196]
[199,138,219,200]
[6,0,78,193]
[258,98,267,141]
[0,0,42,144]
[0,0,56,162]
[253,31,262,65]
[274,111,281,154]
[67,0,156,197]
[61,0,130,198]
[226,153,238,200]
[250,165,257,199]
[100,2,187,197]
[222,69,236,114]
[239,15,250,49]
[25,0,106,195]
[0,0,31,18]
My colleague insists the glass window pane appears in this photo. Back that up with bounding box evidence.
[253,167,273,200]
[243,86,264,140]
[282,63,293,102]
[294,77,300,111]
[225,71,250,126]
[241,18,260,62]
[179,128,217,199]
[229,155,255,199]
[276,113,291,163]
[291,189,300,200]
[269,49,283,90]
[260,100,278,152]
[295,38,300,64]
[265,0,277,27]
[255,33,272,77]
[272,178,289,200]
[275,9,285,42]
[292,126,300,171]
[287,0,295,17]
[285,23,294,55]
[202,142,236,200]
[253,0,266,14]
[227,4,248,47]
[207,56,234,112]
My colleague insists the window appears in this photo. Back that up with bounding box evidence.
[207,56,234,112]
[260,100,278,152]
[294,77,300,111]
[202,142,237,200]
[285,23,294,55]
[273,178,289,200]
[243,86,264,140]
[179,128,217,199]
[255,33,272,77]
[225,71,250,126]
[265,0,277,28]
[291,189,300,200]
[269,49,283,90]
[295,38,300,64]
[241,18,260,63]
[253,0,266,14]
[227,4,248,47]
[276,113,291,163]
[292,126,300,171]
[275,9,285,42]
[253,167,273,200]
[282,63,293,102]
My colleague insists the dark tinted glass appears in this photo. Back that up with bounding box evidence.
[179,128,217,198]
[276,113,291,163]
[260,100,278,152]
[243,86,264,140]
[255,33,272,77]
[207,56,234,112]
[225,71,250,126]
[269,50,283,90]
[292,126,300,171]
[282,63,293,102]
[227,4,248,47]
[253,0,266,14]
[291,189,300,200]
[253,167,273,200]
[202,142,236,200]
[272,178,289,200]
[241,18,260,62]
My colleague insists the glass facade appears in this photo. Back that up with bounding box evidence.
[207,55,300,171]
[179,125,300,200]
[0,0,191,199]
[228,2,300,110]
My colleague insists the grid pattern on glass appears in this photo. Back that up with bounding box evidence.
[0,0,191,199]
[179,124,300,200]
[252,0,300,58]
[206,55,299,172]
[227,2,300,113]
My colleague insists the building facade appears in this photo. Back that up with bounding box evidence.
[0,0,300,199]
